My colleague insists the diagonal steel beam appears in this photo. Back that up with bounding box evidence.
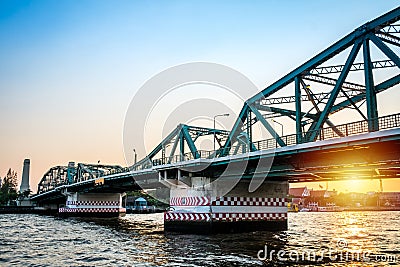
[370,34,400,67]
[247,7,400,104]
[330,74,400,115]
[181,125,200,159]
[302,72,346,137]
[167,135,180,163]
[248,104,286,147]
[220,104,249,156]
[308,41,362,141]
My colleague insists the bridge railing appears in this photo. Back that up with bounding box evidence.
[255,112,400,150]
[379,113,400,130]
[152,150,214,166]
[151,112,400,166]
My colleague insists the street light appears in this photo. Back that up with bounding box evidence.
[133,149,137,170]
[271,119,284,137]
[133,149,137,165]
[97,160,100,178]
[213,113,230,152]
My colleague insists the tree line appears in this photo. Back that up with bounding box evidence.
[0,169,31,205]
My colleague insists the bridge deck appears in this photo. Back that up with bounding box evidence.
[31,127,400,201]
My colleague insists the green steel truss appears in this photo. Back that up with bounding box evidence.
[132,124,230,170]
[35,7,400,193]
[219,7,400,156]
[37,163,125,194]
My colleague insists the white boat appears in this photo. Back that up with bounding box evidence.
[299,208,311,212]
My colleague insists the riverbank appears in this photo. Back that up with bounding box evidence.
[0,206,58,215]
[344,206,400,211]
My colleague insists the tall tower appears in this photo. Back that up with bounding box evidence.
[20,159,30,193]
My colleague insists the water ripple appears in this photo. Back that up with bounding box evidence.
[0,212,399,266]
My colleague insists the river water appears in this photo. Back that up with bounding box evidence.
[0,212,399,266]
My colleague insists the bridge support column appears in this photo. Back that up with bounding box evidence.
[164,176,288,234]
[59,192,126,218]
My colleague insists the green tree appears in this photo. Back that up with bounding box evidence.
[0,169,18,205]
[17,189,32,200]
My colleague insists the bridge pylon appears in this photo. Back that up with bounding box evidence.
[59,191,126,218]
[160,169,288,234]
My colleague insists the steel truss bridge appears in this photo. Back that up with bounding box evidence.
[32,7,400,202]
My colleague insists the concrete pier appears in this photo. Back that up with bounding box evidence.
[163,176,288,234]
[59,192,126,218]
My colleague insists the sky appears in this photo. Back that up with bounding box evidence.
[0,0,399,193]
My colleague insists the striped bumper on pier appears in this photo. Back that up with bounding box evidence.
[165,197,287,222]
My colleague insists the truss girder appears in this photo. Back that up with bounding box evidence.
[246,7,400,103]
[380,24,400,33]
[370,34,400,67]
[248,104,286,147]
[302,74,365,91]
[132,124,230,168]
[307,41,363,141]
[37,166,69,194]
[376,32,400,47]
[330,74,400,115]
[254,104,318,120]
[258,90,361,105]
[219,7,400,155]
[308,59,396,75]
[73,163,124,183]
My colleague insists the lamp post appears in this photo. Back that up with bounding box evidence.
[97,160,100,178]
[213,113,230,152]
[133,149,137,170]
[271,119,284,137]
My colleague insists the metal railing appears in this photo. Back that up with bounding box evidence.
[152,150,214,166]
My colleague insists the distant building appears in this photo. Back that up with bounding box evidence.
[309,190,327,198]
[309,189,337,198]
[305,189,339,207]
[324,190,338,198]
[289,187,310,198]
[289,187,310,207]
[379,192,400,206]
[348,192,366,206]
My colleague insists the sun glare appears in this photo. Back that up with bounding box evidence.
[337,179,379,193]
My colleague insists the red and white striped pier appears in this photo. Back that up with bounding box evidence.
[163,179,288,234]
[59,193,126,218]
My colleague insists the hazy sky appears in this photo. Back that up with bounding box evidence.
[1,1,399,193]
